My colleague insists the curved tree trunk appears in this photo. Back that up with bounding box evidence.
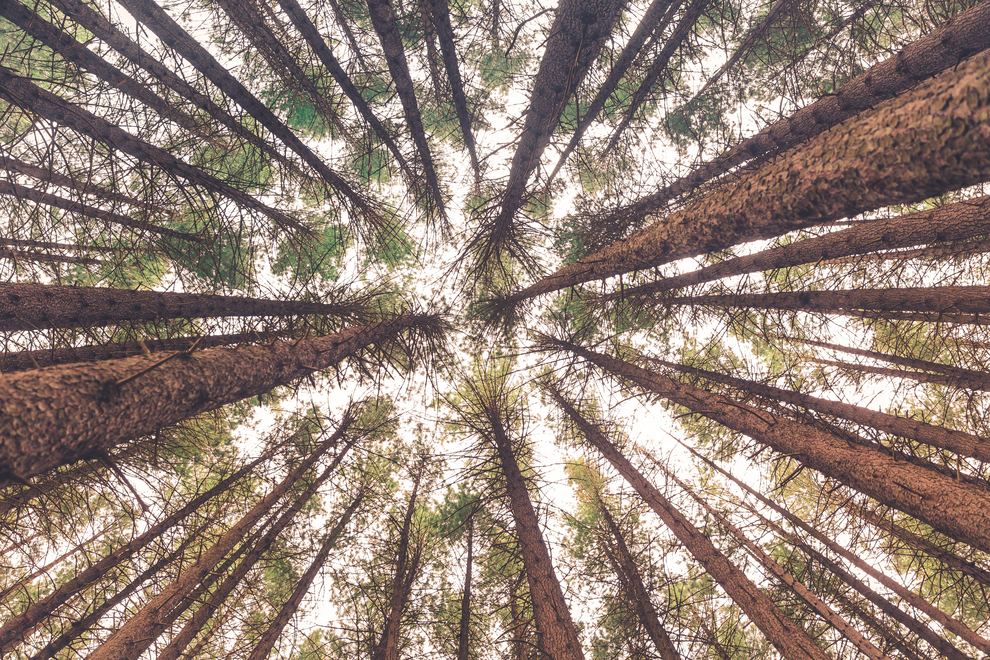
[547,385,828,659]
[0,314,437,479]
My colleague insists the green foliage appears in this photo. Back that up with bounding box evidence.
[273,224,347,281]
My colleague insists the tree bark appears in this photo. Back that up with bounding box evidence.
[0,314,438,479]
[832,590,928,660]
[504,46,990,306]
[547,385,827,659]
[544,339,990,553]
[0,248,101,266]
[457,516,474,660]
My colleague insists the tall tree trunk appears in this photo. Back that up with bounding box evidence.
[543,339,990,552]
[502,46,990,307]
[549,0,681,180]
[0,283,353,332]
[596,498,679,659]
[0,331,287,373]
[457,516,474,660]
[0,248,101,266]
[246,487,366,660]
[0,236,118,253]
[364,0,447,218]
[656,359,990,462]
[89,424,352,660]
[603,195,990,299]
[489,418,585,660]
[826,235,990,265]
[0,451,267,652]
[832,590,928,660]
[547,385,828,659]
[810,355,990,391]
[0,314,438,479]
[0,67,308,235]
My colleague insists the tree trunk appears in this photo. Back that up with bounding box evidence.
[503,46,990,306]
[457,516,474,660]
[246,487,366,660]
[547,385,827,659]
[0,451,266,653]
[810,355,990,392]
[657,359,990,462]
[0,248,101,266]
[89,425,352,660]
[0,67,308,235]
[0,282,352,332]
[832,590,928,660]
[0,331,287,373]
[0,236,117,253]
[544,339,990,553]
[364,0,446,218]
[0,314,437,479]
[597,499,679,659]
[604,195,990,299]
[826,235,990,265]
[490,418,585,660]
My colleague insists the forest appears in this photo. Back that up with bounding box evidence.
[0,0,989,656]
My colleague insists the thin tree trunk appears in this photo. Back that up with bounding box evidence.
[0,67,308,235]
[0,282,354,332]
[547,385,828,659]
[597,499,679,659]
[502,46,990,307]
[810,355,990,391]
[457,516,474,660]
[543,339,990,553]
[246,487,366,660]
[832,590,929,660]
[0,525,111,603]
[365,0,447,218]
[0,248,101,266]
[602,195,990,299]
[826,236,990,264]
[0,314,437,479]
[490,418,585,660]
[88,424,352,660]
[656,359,990,462]
[0,236,117,253]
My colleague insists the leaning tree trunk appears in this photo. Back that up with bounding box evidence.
[544,339,990,553]
[546,385,828,659]
[810,356,990,391]
[657,359,990,462]
[0,283,355,332]
[0,68,308,235]
[246,487,366,660]
[0,314,437,479]
[490,418,585,660]
[502,46,990,307]
[603,0,990,228]
[602,195,990,299]
[0,248,101,267]
[456,516,474,660]
[833,590,928,660]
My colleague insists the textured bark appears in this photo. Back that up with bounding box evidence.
[666,285,990,326]
[546,340,990,552]
[0,248,101,266]
[89,425,351,660]
[0,236,117,253]
[372,477,424,660]
[0,179,200,243]
[0,314,436,479]
[658,359,990,462]
[0,331,287,373]
[456,516,473,660]
[603,0,990,227]
[597,500,679,659]
[505,47,990,305]
[604,195,990,299]
[0,283,350,332]
[365,0,446,216]
[0,67,307,234]
[549,0,680,180]
[547,386,827,659]
[812,356,990,393]
[0,454,263,652]
[490,418,585,660]
[827,235,990,264]
[833,590,927,660]
[246,487,365,660]
[684,445,988,655]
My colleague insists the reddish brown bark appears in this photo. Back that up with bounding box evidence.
[544,339,990,553]
[547,385,827,659]
[0,314,439,479]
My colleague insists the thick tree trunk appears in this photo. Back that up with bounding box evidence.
[603,195,990,299]
[365,0,447,218]
[490,419,585,660]
[89,425,352,660]
[545,340,990,552]
[457,516,474,660]
[0,314,437,479]
[246,487,366,660]
[0,67,308,234]
[0,452,266,652]
[597,500,679,659]
[0,283,351,332]
[657,359,990,462]
[547,385,827,659]
[504,46,990,306]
